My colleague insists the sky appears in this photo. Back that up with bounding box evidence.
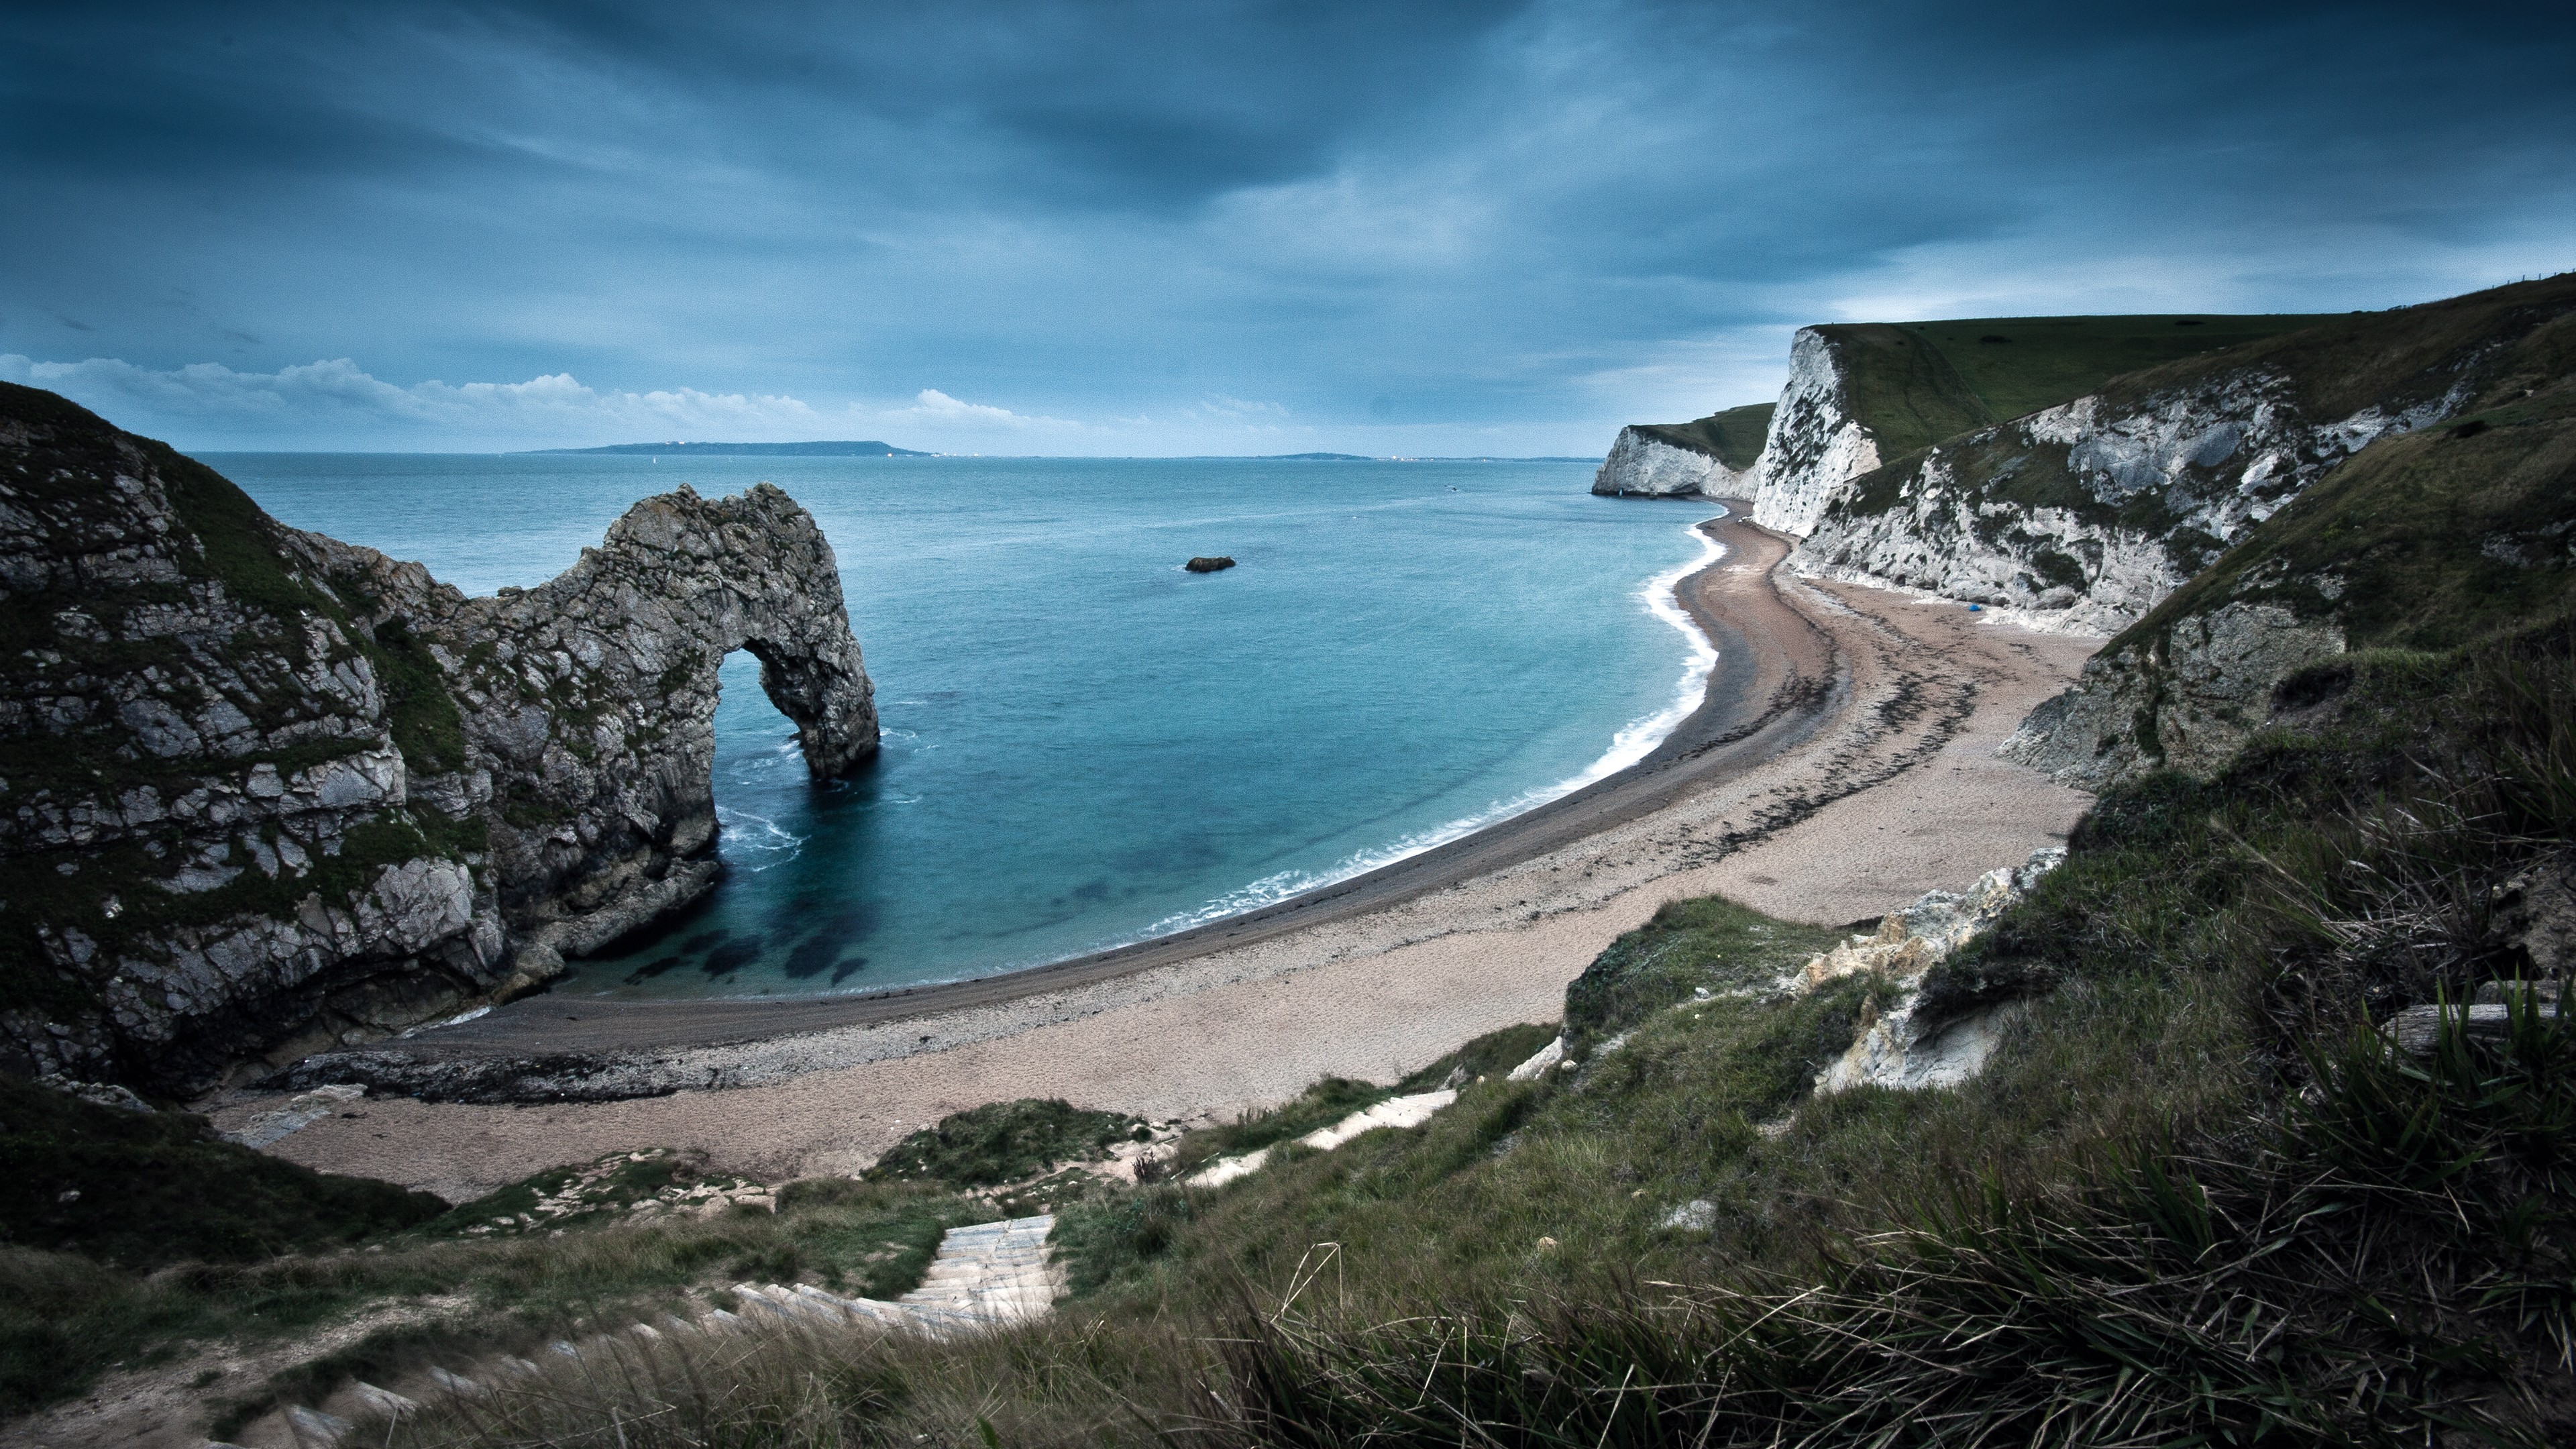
[3,1,2572,457]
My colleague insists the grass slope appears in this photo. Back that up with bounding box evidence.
[0,1075,446,1271]
[0,1123,987,1425]
[865,1099,1146,1188]
[1817,312,2331,460]
[1898,313,2332,422]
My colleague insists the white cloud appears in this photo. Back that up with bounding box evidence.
[1195,393,1288,417]
[1569,327,1797,421]
[0,354,1619,458]
[0,354,835,449]
[883,388,1074,430]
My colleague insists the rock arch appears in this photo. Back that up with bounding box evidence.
[0,384,879,1089]
[370,482,880,977]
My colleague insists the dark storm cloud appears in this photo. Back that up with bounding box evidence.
[3,0,2571,451]
[508,0,1515,205]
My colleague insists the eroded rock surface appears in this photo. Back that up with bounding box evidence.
[1790,370,2460,634]
[2000,602,2346,788]
[295,481,877,977]
[0,383,875,1091]
[1800,848,2064,1093]
[2001,290,2576,789]
[1782,280,2576,634]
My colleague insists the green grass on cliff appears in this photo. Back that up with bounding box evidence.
[1892,312,2333,423]
[0,1075,447,1271]
[0,384,504,1072]
[1817,312,2331,455]
[865,1098,1147,1188]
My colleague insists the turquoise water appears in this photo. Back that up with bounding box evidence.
[206,455,1714,999]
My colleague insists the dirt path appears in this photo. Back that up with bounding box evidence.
[221,510,2100,1201]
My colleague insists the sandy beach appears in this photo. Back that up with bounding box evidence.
[218,504,2102,1201]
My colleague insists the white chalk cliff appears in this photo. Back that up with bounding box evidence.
[1735,293,2569,637]
[1788,370,2463,635]
[1748,329,1884,535]
[1591,429,1748,498]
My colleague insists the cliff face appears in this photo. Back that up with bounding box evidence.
[1592,428,1741,496]
[1747,329,1891,533]
[1591,404,1771,498]
[2004,297,2576,786]
[291,484,877,977]
[0,384,876,1091]
[1786,278,2576,637]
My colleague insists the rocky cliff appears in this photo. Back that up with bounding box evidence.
[2004,310,2576,786]
[0,384,877,1092]
[1592,404,1771,498]
[1783,279,2576,636]
[1743,313,2333,539]
[1746,330,1893,533]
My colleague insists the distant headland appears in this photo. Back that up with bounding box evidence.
[526,440,932,457]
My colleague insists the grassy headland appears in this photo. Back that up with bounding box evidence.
[7,290,2575,1442]
[1632,402,1775,470]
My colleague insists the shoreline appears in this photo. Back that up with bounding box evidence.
[1129,504,1730,942]
[225,511,2104,1196]
[270,501,1831,1083]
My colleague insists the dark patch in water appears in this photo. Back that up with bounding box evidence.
[682,929,726,953]
[830,956,868,986]
[623,955,684,985]
[776,900,879,980]
[781,934,843,979]
[1071,879,1111,902]
[700,932,765,978]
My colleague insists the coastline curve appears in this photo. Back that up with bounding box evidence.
[265,501,1849,1099]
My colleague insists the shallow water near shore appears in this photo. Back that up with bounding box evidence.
[209,453,1710,999]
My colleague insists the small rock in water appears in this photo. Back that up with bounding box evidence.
[1184,555,1236,573]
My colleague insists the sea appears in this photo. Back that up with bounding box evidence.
[204,453,1717,1001]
